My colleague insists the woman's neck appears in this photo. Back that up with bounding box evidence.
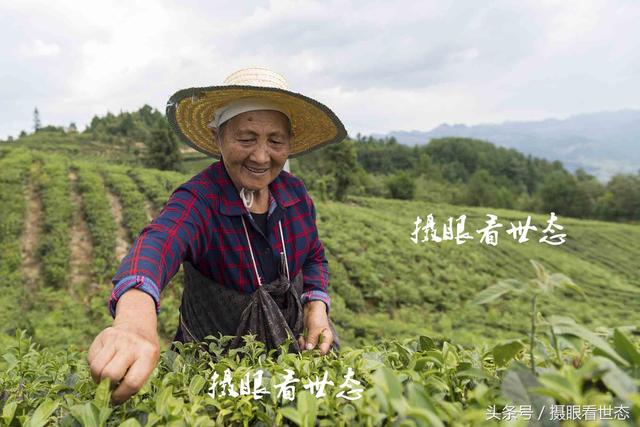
[249,188,269,214]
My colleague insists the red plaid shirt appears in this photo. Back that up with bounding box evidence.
[109,161,330,317]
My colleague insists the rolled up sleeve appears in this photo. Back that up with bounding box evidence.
[109,275,160,317]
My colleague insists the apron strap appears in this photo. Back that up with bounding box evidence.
[278,221,290,281]
[241,216,290,287]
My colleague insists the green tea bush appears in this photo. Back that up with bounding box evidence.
[102,166,150,241]
[1,324,638,426]
[317,196,640,345]
[0,149,32,347]
[128,169,185,214]
[74,162,118,281]
[31,156,73,288]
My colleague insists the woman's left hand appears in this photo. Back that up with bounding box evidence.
[299,301,333,355]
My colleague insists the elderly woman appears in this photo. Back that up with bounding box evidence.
[88,68,346,404]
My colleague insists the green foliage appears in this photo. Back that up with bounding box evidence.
[294,135,638,224]
[294,139,363,201]
[2,143,639,350]
[1,328,638,425]
[354,135,418,174]
[86,105,165,141]
[74,162,118,281]
[144,127,182,171]
[387,171,416,200]
[474,260,585,374]
[31,156,74,288]
[0,149,33,345]
[597,173,640,221]
[0,143,639,424]
[129,168,184,214]
[102,165,151,241]
[319,195,640,347]
[11,112,640,223]
[1,331,499,425]
[83,105,183,171]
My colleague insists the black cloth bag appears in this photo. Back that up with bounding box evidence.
[176,260,340,354]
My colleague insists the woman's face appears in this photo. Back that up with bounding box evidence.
[215,110,291,192]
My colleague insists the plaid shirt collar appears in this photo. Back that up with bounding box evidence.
[213,161,301,216]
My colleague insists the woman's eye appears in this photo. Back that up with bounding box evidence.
[270,139,282,144]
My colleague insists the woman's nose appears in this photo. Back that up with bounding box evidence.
[250,140,270,163]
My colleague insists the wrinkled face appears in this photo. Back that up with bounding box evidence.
[215,110,292,192]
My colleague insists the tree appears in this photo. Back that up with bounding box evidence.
[33,108,41,132]
[144,127,182,170]
[324,139,360,201]
[537,171,593,218]
[597,174,640,221]
[465,169,499,207]
[387,171,416,200]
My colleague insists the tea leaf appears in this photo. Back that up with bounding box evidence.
[501,364,557,427]
[25,399,60,427]
[297,390,318,427]
[592,356,637,399]
[279,407,302,426]
[492,340,524,367]
[612,329,640,366]
[1,400,17,426]
[549,316,628,366]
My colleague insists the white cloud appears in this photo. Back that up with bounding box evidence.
[0,0,639,139]
[18,39,61,57]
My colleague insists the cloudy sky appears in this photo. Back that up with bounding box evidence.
[1,0,639,139]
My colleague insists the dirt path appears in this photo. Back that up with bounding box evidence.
[68,171,95,296]
[21,169,42,293]
[106,189,130,261]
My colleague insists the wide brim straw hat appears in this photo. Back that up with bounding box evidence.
[165,67,347,158]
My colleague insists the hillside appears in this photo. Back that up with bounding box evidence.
[1,144,640,425]
[381,109,640,181]
[1,145,638,351]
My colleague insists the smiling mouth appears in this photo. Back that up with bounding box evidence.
[244,165,269,174]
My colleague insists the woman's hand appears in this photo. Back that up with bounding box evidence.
[87,289,160,405]
[298,300,333,355]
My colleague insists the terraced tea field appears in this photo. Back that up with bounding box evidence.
[0,145,638,425]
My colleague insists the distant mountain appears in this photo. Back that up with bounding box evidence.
[376,110,640,181]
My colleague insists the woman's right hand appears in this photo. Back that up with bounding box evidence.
[87,289,160,405]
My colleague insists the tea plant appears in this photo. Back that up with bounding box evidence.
[473,261,640,424]
[73,162,118,281]
[31,156,74,289]
[0,331,501,426]
[0,149,32,348]
[473,260,585,374]
[128,168,186,214]
[101,165,150,241]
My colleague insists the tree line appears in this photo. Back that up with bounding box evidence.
[292,135,640,222]
[6,105,182,171]
[85,105,181,171]
[4,106,638,222]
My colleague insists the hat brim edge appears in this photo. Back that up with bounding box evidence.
[165,85,348,159]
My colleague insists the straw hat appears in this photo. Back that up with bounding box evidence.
[165,68,347,158]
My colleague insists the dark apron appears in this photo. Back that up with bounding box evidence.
[174,217,340,355]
